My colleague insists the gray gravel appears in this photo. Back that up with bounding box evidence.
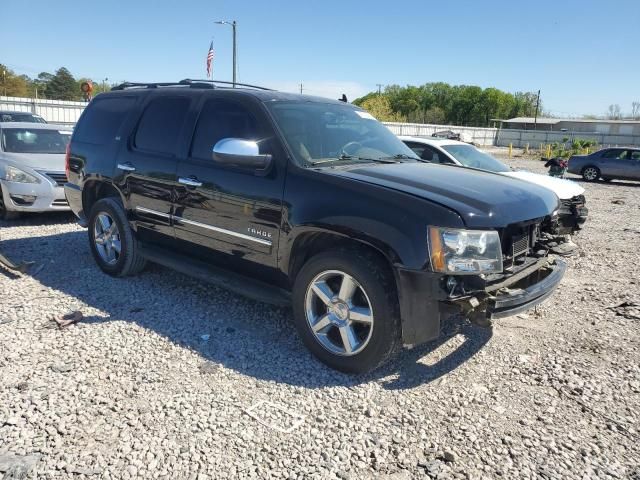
[1,153,639,479]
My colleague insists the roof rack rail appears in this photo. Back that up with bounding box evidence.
[111,79,274,91]
[179,79,274,91]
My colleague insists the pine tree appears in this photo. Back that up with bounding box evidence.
[45,67,77,100]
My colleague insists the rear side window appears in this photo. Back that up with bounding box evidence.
[74,96,134,145]
[135,97,190,155]
[190,99,259,161]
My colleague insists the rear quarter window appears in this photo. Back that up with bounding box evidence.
[73,96,135,145]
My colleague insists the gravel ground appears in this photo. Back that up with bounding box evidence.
[1,155,639,479]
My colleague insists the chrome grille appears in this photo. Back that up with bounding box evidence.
[44,172,68,186]
[511,233,530,258]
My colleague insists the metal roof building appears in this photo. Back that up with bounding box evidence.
[494,117,640,135]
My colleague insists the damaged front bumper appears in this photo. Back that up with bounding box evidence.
[553,195,588,235]
[395,256,566,346]
[447,257,566,320]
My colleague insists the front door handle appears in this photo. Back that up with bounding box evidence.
[117,162,136,172]
[179,176,203,187]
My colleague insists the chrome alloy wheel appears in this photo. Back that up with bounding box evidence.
[93,213,121,265]
[583,167,599,181]
[304,270,374,356]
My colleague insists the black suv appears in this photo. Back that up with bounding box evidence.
[65,80,566,373]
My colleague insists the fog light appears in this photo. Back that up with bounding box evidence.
[446,276,458,291]
[10,194,36,205]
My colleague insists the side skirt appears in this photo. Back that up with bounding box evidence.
[139,243,291,307]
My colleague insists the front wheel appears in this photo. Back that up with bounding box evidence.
[582,166,600,182]
[0,186,21,221]
[292,249,401,373]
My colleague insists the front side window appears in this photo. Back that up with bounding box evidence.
[267,102,418,166]
[135,97,190,155]
[190,99,260,161]
[441,144,510,172]
[1,128,71,153]
[630,150,640,160]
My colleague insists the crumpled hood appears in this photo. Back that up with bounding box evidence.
[325,163,560,228]
[0,152,66,172]
[501,170,585,199]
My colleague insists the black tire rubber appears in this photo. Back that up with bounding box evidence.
[292,248,401,374]
[0,186,21,221]
[581,166,600,182]
[88,197,146,277]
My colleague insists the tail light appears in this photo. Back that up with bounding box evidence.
[65,144,71,178]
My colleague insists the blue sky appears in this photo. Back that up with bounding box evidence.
[2,0,638,117]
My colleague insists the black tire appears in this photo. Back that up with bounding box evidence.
[0,186,21,221]
[292,248,401,374]
[88,197,146,277]
[581,166,600,182]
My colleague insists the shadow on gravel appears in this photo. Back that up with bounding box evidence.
[2,229,491,390]
[0,211,76,228]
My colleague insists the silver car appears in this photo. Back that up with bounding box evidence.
[568,147,640,182]
[0,122,72,220]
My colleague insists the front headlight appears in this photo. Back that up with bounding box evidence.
[428,226,503,274]
[4,165,40,184]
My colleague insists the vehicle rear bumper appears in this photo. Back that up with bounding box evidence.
[0,179,69,212]
[64,183,87,225]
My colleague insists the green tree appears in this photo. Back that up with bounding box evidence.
[0,64,30,97]
[45,67,78,100]
[359,95,405,122]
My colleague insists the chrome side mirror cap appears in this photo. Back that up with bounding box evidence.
[212,138,272,171]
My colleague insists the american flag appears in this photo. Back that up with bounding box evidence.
[206,41,215,78]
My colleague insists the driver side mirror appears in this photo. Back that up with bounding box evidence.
[212,138,272,172]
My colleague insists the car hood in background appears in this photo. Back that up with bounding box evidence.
[326,163,559,228]
[0,152,66,172]
[501,171,585,199]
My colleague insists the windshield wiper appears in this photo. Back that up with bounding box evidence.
[309,154,400,166]
[379,154,419,161]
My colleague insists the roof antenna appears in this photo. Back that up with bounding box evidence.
[339,94,348,103]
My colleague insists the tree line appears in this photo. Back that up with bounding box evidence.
[1,64,113,101]
[353,83,542,126]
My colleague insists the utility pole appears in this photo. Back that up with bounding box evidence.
[533,89,541,130]
[2,67,6,97]
[103,78,109,93]
[376,83,383,95]
[214,20,238,87]
[299,83,303,94]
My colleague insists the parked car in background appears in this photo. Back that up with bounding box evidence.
[0,110,47,124]
[568,147,640,182]
[0,122,72,220]
[400,136,588,237]
[65,80,567,373]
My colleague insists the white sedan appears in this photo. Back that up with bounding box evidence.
[399,136,588,236]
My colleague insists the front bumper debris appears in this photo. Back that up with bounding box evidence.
[445,257,566,322]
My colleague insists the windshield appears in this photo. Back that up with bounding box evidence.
[267,102,419,166]
[1,128,71,154]
[0,113,47,123]
[442,144,510,173]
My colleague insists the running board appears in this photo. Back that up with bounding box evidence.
[139,245,291,307]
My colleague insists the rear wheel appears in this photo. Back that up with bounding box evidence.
[292,248,401,373]
[582,166,600,182]
[88,197,146,277]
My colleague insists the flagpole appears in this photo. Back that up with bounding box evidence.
[214,20,237,87]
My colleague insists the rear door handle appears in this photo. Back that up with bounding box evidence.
[117,162,136,172]
[179,176,203,187]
